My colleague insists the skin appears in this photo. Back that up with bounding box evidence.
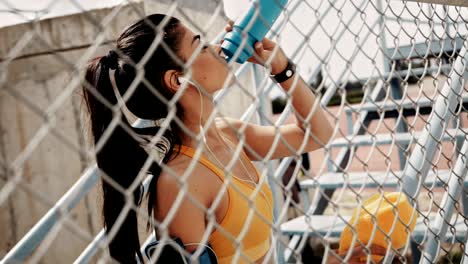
[155,22,337,263]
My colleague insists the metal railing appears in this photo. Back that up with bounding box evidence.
[2,0,468,263]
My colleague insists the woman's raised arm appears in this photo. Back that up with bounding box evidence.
[218,23,333,160]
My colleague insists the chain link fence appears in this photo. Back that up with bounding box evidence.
[1,0,468,263]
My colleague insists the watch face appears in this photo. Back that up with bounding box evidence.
[286,70,293,77]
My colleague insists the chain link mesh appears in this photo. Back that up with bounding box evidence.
[1,0,467,263]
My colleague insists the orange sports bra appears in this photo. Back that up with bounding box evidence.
[177,145,274,264]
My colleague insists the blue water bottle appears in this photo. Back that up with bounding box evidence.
[221,0,288,63]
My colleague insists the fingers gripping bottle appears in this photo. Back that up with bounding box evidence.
[221,0,288,63]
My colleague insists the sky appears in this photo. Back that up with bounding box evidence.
[1,0,467,98]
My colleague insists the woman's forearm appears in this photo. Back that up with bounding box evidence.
[243,35,334,148]
[280,72,334,147]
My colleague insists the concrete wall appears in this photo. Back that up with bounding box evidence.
[0,3,148,262]
[0,0,257,262]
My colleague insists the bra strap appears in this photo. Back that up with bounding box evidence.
[178,145,226,181]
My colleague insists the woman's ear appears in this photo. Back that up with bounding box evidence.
[163,70,180,93]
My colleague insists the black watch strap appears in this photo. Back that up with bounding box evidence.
[271,59,296,83]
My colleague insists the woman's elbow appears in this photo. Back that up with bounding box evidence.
[322,124,334,145]
[311,125,333,149]
[299,120,333,151]
[303,132,331,152]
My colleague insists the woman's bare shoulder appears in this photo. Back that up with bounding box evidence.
[154,154,216,243]
[156,152,221,208]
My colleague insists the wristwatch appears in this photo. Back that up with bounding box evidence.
[271,59,296,83]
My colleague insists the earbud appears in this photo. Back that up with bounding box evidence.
[177,76,195,86]
[177,76,184,85]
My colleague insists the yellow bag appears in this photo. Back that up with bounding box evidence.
[339,192,417,262]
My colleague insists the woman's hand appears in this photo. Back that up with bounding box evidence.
[219,21,334,159]
[222,21,288,74]
[327,245,388,264]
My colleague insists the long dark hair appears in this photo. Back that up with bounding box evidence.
[82,14,184,263]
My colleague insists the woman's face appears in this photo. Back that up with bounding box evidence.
[177,25,232,94]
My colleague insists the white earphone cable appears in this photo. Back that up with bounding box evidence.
[179,75,273,214]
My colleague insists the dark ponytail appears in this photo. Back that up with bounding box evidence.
[82,14,184,263]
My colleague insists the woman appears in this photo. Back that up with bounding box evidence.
[82,14,334,263]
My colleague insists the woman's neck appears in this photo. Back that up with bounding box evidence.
[181,97,224,148]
